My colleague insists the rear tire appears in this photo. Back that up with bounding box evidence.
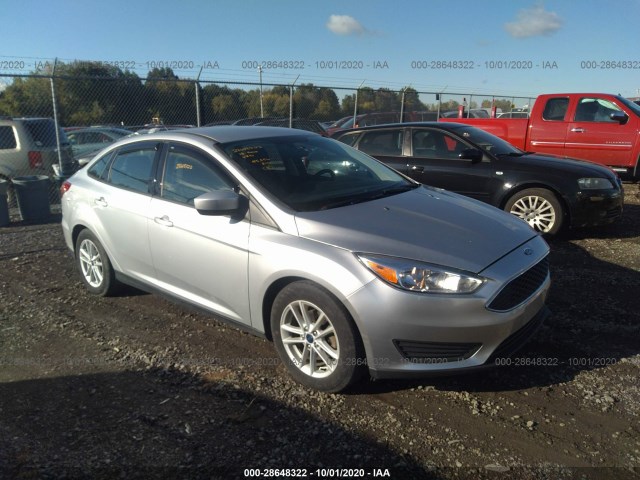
[505,188,564,235]
[75,229,120,296]
[271,281,366,392]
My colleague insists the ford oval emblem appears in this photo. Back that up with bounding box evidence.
[524,248,534,256]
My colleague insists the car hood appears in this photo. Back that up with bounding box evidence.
[294,186,538,274]
[506,152,615,178]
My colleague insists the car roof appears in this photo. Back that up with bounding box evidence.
[332,122,468,134]
[129,125,316,144]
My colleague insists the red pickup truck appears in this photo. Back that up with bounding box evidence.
[440,93,640,179]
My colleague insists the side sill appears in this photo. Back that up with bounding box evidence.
[114,271,268,340]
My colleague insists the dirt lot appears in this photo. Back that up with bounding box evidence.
[1,185,639,480]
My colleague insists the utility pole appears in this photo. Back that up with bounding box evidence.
[258,66,264,117]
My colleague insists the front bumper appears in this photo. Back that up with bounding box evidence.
[569,188,624,228]
[345,235,550,378]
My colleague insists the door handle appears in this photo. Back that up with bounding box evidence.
[570,128,585,133]
[94,197,108,207]
[154,215,173,227]
[410,165,425,173]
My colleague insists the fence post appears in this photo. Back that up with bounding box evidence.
[354,80,365,127]
[50,58,63,171]
[195,66,203,127]
[289,75,300,128]
[289,85,293,127]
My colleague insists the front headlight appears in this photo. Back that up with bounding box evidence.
[578,177,614,190]
[357,254,484,294]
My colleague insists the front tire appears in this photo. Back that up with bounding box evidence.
[271,281,365,392]
[505,188,564,235]
[75,229,119,296]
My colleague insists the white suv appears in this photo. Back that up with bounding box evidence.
[0,117,77,180]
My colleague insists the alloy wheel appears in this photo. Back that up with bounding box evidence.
[279,300,340,378]
[78,238,104,288]
[509,195,556,233]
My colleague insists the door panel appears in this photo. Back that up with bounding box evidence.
[564,97,635,167]
[147,143,251,325]
[407,128,498,203]
[91,144,158,280]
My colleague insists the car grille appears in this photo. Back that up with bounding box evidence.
[487,307,548,363]
[487,257,549,312]
[393,340,481,363]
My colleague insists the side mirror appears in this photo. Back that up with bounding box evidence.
[458,148,483,163]
[610,112,628,124]
[194,190,246,216]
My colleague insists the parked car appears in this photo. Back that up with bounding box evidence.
[326,111,441,136]
[332,122,623,235]
[439,93,640,179]
[61,126,550,392]
[66,127,132,158]
[255,118,328,136]
[496,112,530,119]
[131,124,195,135]
[441,109,496,119]
[1,117,78,203]
[325,112,403,136]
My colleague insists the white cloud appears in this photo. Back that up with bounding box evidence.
[504,4,563,38]
[326,14,366,36]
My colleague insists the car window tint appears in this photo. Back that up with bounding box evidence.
[358,130,403,156]
[575,98,623,123]
[161,146,233,205]
[335,132,360,147]
[0,126,17,149]
[412,130,468,159]
[107,148,156,194]
[542,98,569,121]
[23,120,59,147]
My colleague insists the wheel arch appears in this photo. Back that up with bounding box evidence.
[71,224,90,253]
[261,276,364,349]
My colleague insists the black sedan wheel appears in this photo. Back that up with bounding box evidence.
[505,188,563,235]
[271,281,365,392]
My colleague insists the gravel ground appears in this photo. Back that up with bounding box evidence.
[0,185,639,480]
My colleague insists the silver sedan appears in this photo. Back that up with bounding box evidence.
[61,126,550,392]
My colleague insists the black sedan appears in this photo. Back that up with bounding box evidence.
[332,122,623,235]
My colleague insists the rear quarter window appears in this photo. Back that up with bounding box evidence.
[23,120,60,147]
[0,126,17,149]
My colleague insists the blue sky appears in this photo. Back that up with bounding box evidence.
[1,0,639,101]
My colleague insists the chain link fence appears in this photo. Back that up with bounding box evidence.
[0,68,535,219]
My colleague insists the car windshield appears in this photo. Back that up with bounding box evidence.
[456,126,524,157]
[220,135,417,211]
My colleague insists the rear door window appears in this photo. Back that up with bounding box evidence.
[107,147,157,194]
[542,98,569,121]
[358,129,403,156]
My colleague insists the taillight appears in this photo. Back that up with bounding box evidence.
[28,151,43,168]
[60,181,72,198]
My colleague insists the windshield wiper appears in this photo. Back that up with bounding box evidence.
[318,183,419,210]
[496,152,525,157]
